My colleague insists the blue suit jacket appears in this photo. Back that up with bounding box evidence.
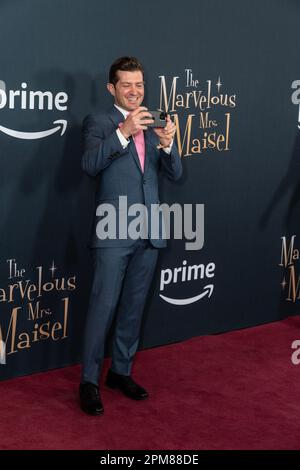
[82,106,182,248]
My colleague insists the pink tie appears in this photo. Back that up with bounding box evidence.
[133,130,145,172]
[118,122,145,172]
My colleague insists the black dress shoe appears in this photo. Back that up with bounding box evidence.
[79,383,104,415]
[106,369,149,400]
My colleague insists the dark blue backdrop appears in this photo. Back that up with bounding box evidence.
[1,0,300,380]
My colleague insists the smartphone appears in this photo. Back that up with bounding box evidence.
[144,111,168,128]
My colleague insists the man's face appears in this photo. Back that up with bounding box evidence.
[107,70,144,111]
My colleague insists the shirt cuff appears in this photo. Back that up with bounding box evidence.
[116,129,130,148]
[162,139,174,155]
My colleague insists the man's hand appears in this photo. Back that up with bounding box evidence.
[153,115,176,148]
[119,107,154,139]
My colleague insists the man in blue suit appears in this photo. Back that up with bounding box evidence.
[80,57,182,415]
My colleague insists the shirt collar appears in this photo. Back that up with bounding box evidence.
[114,104,129,119]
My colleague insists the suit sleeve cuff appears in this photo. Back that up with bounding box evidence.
[116,129,130,148]
[161,139,174,155]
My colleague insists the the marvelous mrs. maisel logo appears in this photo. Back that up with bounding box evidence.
[0,259,76,364]
[158,69,237,156]
[279,235,300,302]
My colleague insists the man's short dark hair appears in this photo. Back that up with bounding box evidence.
[109,56,144,86]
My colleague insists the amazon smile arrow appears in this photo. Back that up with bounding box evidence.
[0,119,67,140]
[159,284,214,306]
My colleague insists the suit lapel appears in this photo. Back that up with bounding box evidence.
[108,106,124,128]
[108,106,143,174]
[144,128,159,175]
[144,130,151,175]
[129,137,143,174]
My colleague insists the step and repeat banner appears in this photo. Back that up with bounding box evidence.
[1,0,300,379]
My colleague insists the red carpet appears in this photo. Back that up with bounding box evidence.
[1,316,300,450]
